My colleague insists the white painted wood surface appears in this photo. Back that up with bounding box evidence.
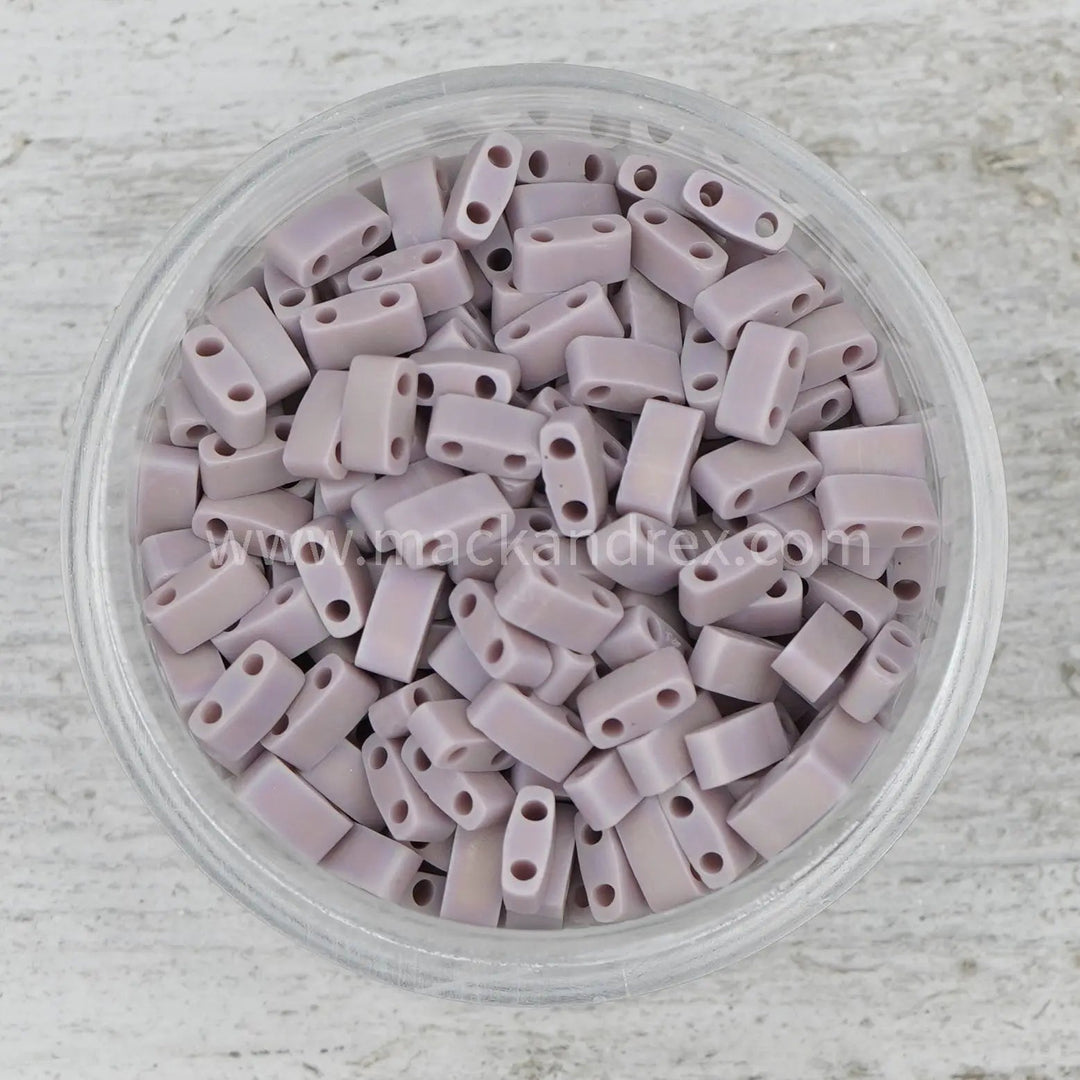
[2,0,1077,1076]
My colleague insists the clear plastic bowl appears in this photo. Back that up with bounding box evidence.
[61,64,1007,1004]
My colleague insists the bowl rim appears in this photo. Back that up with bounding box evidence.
[61,62,1008,1003]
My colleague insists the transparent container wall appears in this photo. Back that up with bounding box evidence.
[68,66,1005,1005]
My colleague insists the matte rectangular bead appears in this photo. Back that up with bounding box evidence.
[282,371,347,481]
[208,286,310,404]
[199,423,295,499]
[616,153,694,211]
[401,870,447,914]
[808,263,845,306]
[147,628,224,720]
[291,516,374,638]
[509,761,567,800]
[798,702,884,780]
[316,471,376,518]
[380,155,448,248]
[234,752,352,861]
[690,431,822,518]
[368,673,457,739]
[726,742,846,859]
[490,521,571,587]
[771,603,868,703]
[539,405,608,536]
[613,269,683,352]
[189,642,304,761]
[212,578,328,662]
[348,239,473,316]
[350,459,463,552]
[748,495,827,578]
[887,544,935,617]
[500,786,558,914]
[714,322,808,445]
[490,279,556,332]
[143,541,269,654]
[140,528,209,591]
[689,626,783,703]
[717,571,804,637]
[574,814,648,923]
[264,192,391,287]
[847,357,901,426]
[576,646,696,748]
[410,836,453,873]
[617,692,721,797]
[262,653,379,770]
[511,214,631,293]
[680,168,794,254]
[407,696,511,771]
[179,326,267,450]
[424,313,483,352]
[827,538,897,580]
[425,301,496,350]
[383,473,513,569]
[596,604,689,671]
[191,489,313,561]
[616,399,704,525]
[659,776,757,888]
[513,802,576,926]
[353,560,446,682]
[494,560,623,654]
[263,263,315,351]
[809,423,926,479]
[448,579,553,688]
[679,318,729,438]
[340,354,418,476]
[815,473,940,549]
[306,633,362,667]
[163,378,211,447]
[442,131,523,248]
[413,348,520,403]
[727,706,883,858]
[838,620,919,722]
[785,379,853,440]
[789,302,878,389]
[693,251,825,350]
[626,199,729,305]
[426,394,544,479]
[320,824,423,901]
[402,735,516,830]
[677,524,784,626]
[587,512,693,595]
[533,389,626,488]
[429,627,492,700]
[468,681,590,783]
[615,796,705,912]
[534,646,596,707]
[562,750,641,831]
[685,702,791,789]
[506,181,620,230]
[440,823,506,926]
[804,563,899,640]
[565,336,684,413]
[517,140,617,185]
[467,216,514,287]
[493,281,623,389]
[361,734,455,843]
[300,286,426,370]
[301,738,382,828]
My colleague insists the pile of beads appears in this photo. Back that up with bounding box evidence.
[138,130,935,926]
